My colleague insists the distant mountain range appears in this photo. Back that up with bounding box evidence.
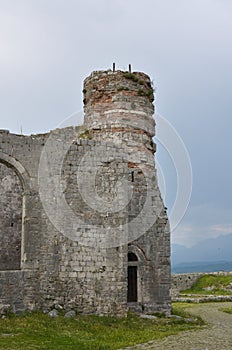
[172,260,232,274]
[171,233,232,273]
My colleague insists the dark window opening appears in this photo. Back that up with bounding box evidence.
[128,252,138,261]
[131,171,134,182]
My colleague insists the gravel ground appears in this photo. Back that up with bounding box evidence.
[121,302,232,350]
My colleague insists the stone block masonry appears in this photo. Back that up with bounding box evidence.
[0,68,171,316]
[0,162,22,270]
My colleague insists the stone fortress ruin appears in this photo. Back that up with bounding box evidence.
[0,67,171,316]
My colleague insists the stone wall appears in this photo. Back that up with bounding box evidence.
[0,162,23,270]
[171,273,202,297]
[171,271,232,297]
[0,69,171,316]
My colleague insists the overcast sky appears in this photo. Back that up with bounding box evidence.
[1,0,232,247]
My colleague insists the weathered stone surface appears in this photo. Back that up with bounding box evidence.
[0,69,171,316]
[140,314,157,320]
[0,304,11,315]
[173,295,232,303]
[55,304,63,310]
[0,163,22,270]
[48,309,59,318]
[64,310,76,318]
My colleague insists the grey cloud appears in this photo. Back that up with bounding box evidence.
[0,0,231,247]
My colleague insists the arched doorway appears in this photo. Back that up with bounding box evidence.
[127,252,138,302]
[0,162,23,270]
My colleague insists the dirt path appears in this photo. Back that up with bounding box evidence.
[121,302,232,350]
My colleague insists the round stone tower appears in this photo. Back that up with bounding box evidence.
[82,68,171,315]
[83,69,156,153]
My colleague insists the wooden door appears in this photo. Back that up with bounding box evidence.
[127,266,138,302]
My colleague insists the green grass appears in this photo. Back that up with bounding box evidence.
[172,303,195,317]
[221,307,232,315]
[0,309,204,350]
[180,275,232,296]
[123,72,139,83]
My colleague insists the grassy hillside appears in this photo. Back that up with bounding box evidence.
[181,275,232,295]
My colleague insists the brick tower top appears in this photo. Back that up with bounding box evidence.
[83,69,155,137]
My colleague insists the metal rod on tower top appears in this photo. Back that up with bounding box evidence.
[113,63,116,72]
